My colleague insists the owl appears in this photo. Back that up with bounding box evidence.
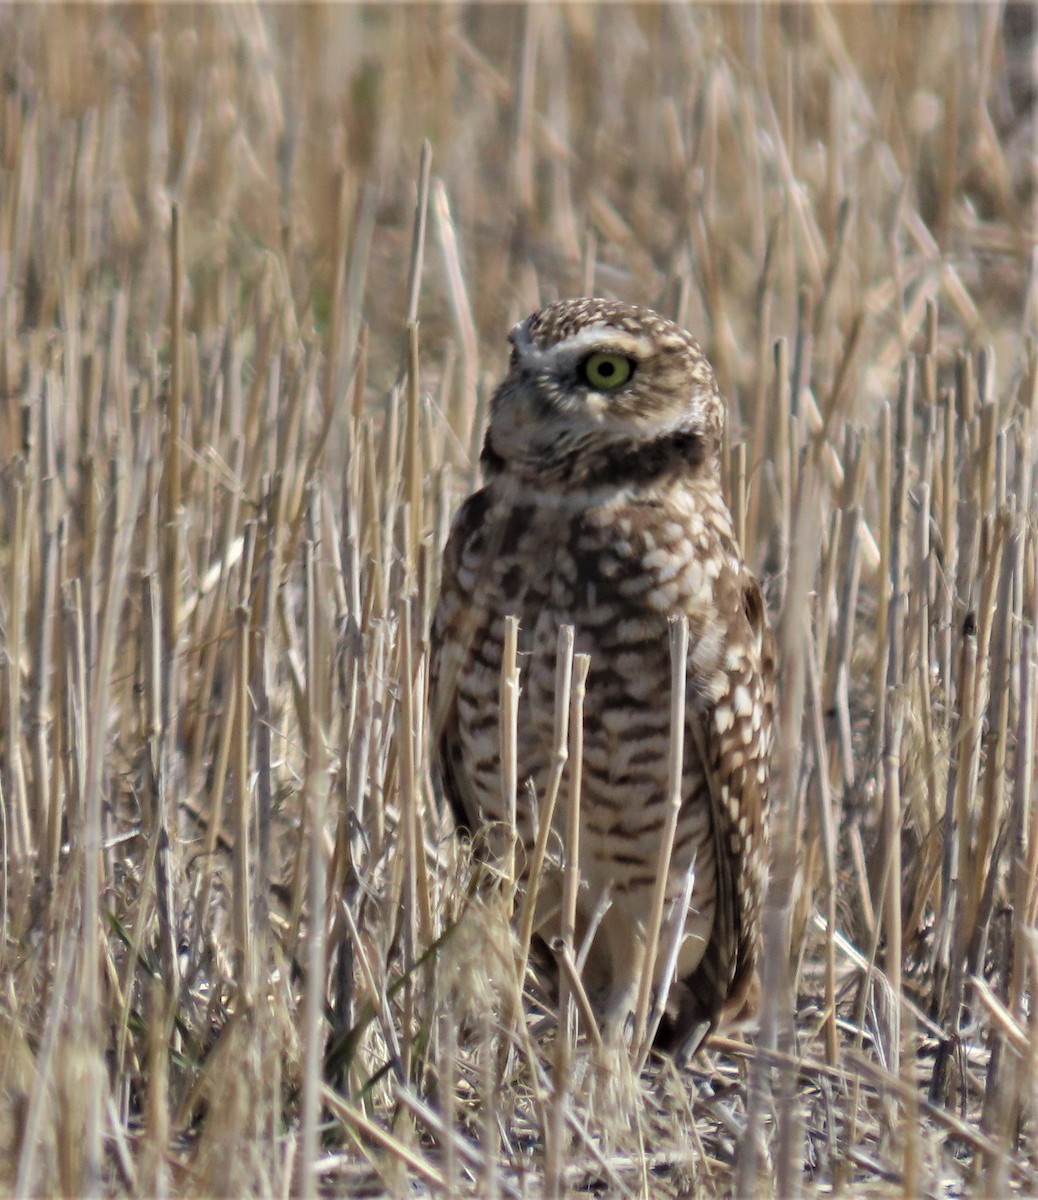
[429,298,774,1056]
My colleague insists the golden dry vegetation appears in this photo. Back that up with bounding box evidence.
[0,4,1036,1196]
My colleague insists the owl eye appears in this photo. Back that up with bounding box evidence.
[580,351,635,390]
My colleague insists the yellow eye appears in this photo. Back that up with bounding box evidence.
[580,351,634,390]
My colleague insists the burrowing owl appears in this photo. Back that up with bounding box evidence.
[430,298,774,1055]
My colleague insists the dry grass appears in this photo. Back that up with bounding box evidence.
[1,4,1036,1196]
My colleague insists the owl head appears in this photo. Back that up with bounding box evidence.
[481,298,725,487]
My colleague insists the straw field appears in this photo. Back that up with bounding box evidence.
[0,4,1035,1196]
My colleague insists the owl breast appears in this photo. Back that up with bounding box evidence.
[436,476,746,1015]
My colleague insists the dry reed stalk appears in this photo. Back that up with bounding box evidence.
[296,525,331,1200]
[59,574,87,873]
[544,1039,568,1200]
[163,204,184,683]
[558,652,591,1045]
[740,443,821,1195]
[140,977,172,1198]
[324,166,352,460]
[815,507,843,682]
[245,500,275,958]
[551,938,603,1055]
[403,323,423,579]
[960,514,1009,953]
[773,337,792,601]
[436,1014,460,1194]
[967,525,1019,989]
[231,572,254,989]
[278,353,326,575]
[632,616,688,1065]
[1025,639,1038,932]
[140,571,178,999]
[13,917,76,1196]
[880,661,904,1081]
[433,180,480,458]
[5,465,31,871]
[511,8,538,219]
[804,637,840,1067]
[832,506,862,789]
[478,1011,501,1199]
[395,1080,525,1200]
[398,594,434,955]
[405,140,433,331]
[337,898,404,1082]
[42,549,63,881]
[193,605,241,941]
[517,625,575,985]
[730,439,747,552]
[76,414,152,1196]
[465,377,491,497]
[323,1085,447,1191]
[499,614,520,911]
[545,651,591,1194]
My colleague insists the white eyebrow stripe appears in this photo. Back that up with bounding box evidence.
[516,323,656,364]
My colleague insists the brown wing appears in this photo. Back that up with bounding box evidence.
[429,487,494,835]
[656,569,775,1056]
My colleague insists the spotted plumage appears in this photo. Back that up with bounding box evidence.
[430,298,775,1055]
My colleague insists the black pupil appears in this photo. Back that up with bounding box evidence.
[597,360,616,377]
